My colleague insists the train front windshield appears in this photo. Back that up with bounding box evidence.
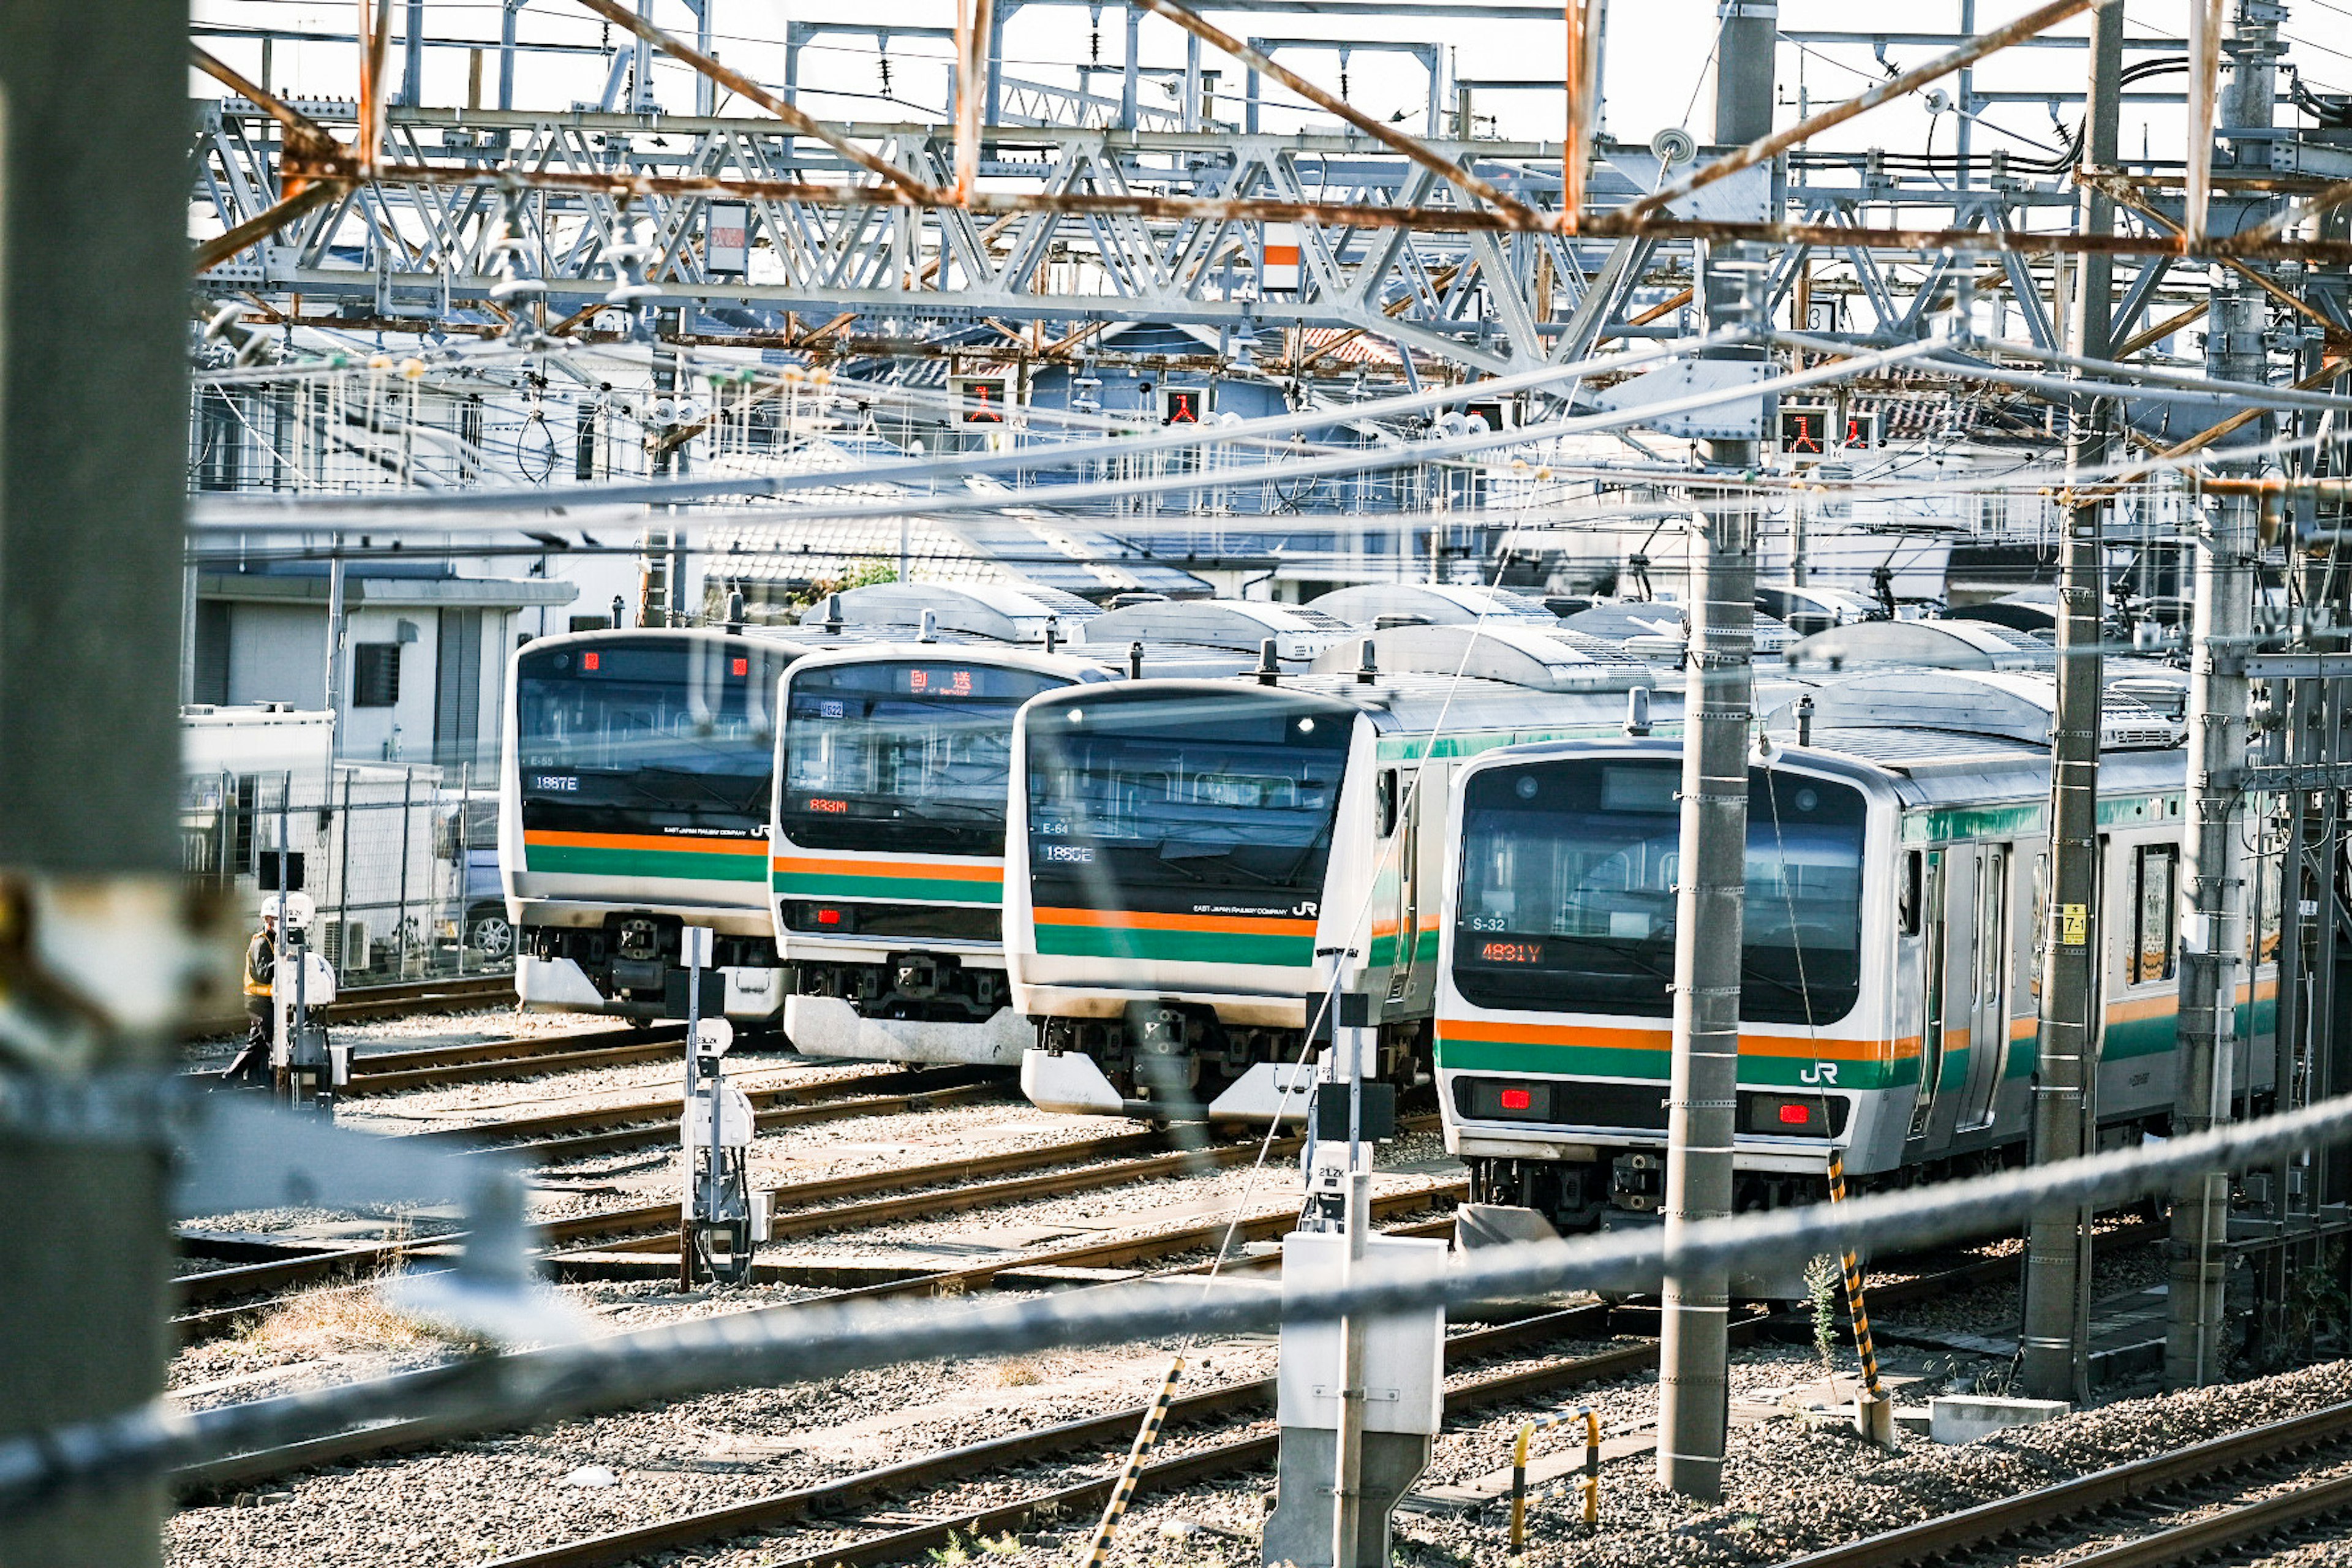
[1026,692,1351,903]
[516,639,793,835]
[1453,758,1866,1026]
[779,660,1074,856]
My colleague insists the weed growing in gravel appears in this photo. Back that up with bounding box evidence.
[925,1531,972,1565]
[995,1357,1045,1387]
[1805,1254,1842,1375]
[235,1283,439,1358]
[978,1531,1023,1556]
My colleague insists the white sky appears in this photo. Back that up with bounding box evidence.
[190,0,2352,162]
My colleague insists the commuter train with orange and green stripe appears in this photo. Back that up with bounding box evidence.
[766,643,1124,1065]
[502,627,823,1025]
[1433,668,2275,1292]
[1003,625,1686,1121]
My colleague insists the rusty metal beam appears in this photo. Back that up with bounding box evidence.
[2225,170,2352,254]
[2185,0,2223,244]
[1627,0,2111,225]
[2114,300,2207,360]
[192,179,344,272]
[2080,169,2345,343]
[359,0,393,178]
[252,152,2352,262]
[1128,0,1544,226]
[2078,356,2346,503]
[952,0,995,203]
[570,0,937,203]
[1563,0,1599,233]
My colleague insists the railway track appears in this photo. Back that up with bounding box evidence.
[478,1237,2165,1568]
[187,974,516,1037]
[167,1116,1418,1339]
[339,1025,690,1095]
[426,1065,1008,1159]
[476,1301,1632,1568]
[170,1179,1469,1495]
[1776,1398,2352,1567]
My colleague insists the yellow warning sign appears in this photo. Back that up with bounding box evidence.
[2060,903,2088,946]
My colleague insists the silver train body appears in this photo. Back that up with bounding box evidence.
[767,642,1120,1066]
[502,627,819,1023]
[1003,666,1681,1121]
[1433,670,2272,1292]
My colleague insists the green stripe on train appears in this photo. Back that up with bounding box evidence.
[1035,924,1314,967]
[527,844,767,883]
[1436,1035,1902,1090]
[771,872,1002,905]
[1366,929,1442,968]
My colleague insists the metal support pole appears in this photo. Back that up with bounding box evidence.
[324,547,347,753]
[1657,494,1754,1503]
[402,0,424,105]
[499,0,522,109]
[0,1,189,1559]
[1122,5,1141,130]
[2020,0,2118,1408]
[1330,1015,1371,1568]
[2167,283,2263,1389]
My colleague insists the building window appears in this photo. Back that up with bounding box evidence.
[353,643,401,707]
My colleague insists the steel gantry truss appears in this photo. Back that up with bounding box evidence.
[188,0,2326,384]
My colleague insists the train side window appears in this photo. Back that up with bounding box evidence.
[2030,853,2049,1001]
[1376,769,1400,837]
[1899,850,1923,937]
[2132,844,2178,984]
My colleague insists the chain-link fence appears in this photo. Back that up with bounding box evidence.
[179,761,510,984]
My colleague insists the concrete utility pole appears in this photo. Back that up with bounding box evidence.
[1657,0,1774,1502]
[1657,494,1755,1502]
[2168,281,2263,1389]
[0,0,192,1561]
[2021,0,2121,1407]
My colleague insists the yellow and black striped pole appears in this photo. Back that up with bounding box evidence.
[1827,1154,1884,1403]
[1077,1354,1185,1568]
[1507,1405,1600,1548]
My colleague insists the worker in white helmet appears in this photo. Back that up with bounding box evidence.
[216,903,279,1089]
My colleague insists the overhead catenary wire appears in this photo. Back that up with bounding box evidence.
[8,1086,2352,1513]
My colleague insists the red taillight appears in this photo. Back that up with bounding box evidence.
[1777,1102,1812,1126]
[582,651,600,671]
[1500,1088,1532,1111]
[816,908,842,926]
[732,657,749,676]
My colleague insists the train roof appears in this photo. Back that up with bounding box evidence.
[1760,669,2185,752]
[813,580,1104,642]
[1304,582,1560,627]
[1784,617,2054,671]
[1305,622,1654,692]
[1027,672,1671,739]
[1076,598,1356,661]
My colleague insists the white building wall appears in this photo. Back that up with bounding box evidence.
[339,606,440,764]
[228,603,329,709]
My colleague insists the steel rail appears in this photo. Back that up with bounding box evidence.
[475,1303,1624,1568]
[168,1189,1468,1495]
[412,1065,1001,1152]
[343,1038,687,1096]
[2060,1468,2352,1567]
[169,1122,1213,1325]
[1774,1400,2352,1567]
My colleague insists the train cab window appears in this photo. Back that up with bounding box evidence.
[1376,769,1401,837]
[2131,844,2178,984]
[1899,850,1923,937]
[1453,759,1868,1025]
